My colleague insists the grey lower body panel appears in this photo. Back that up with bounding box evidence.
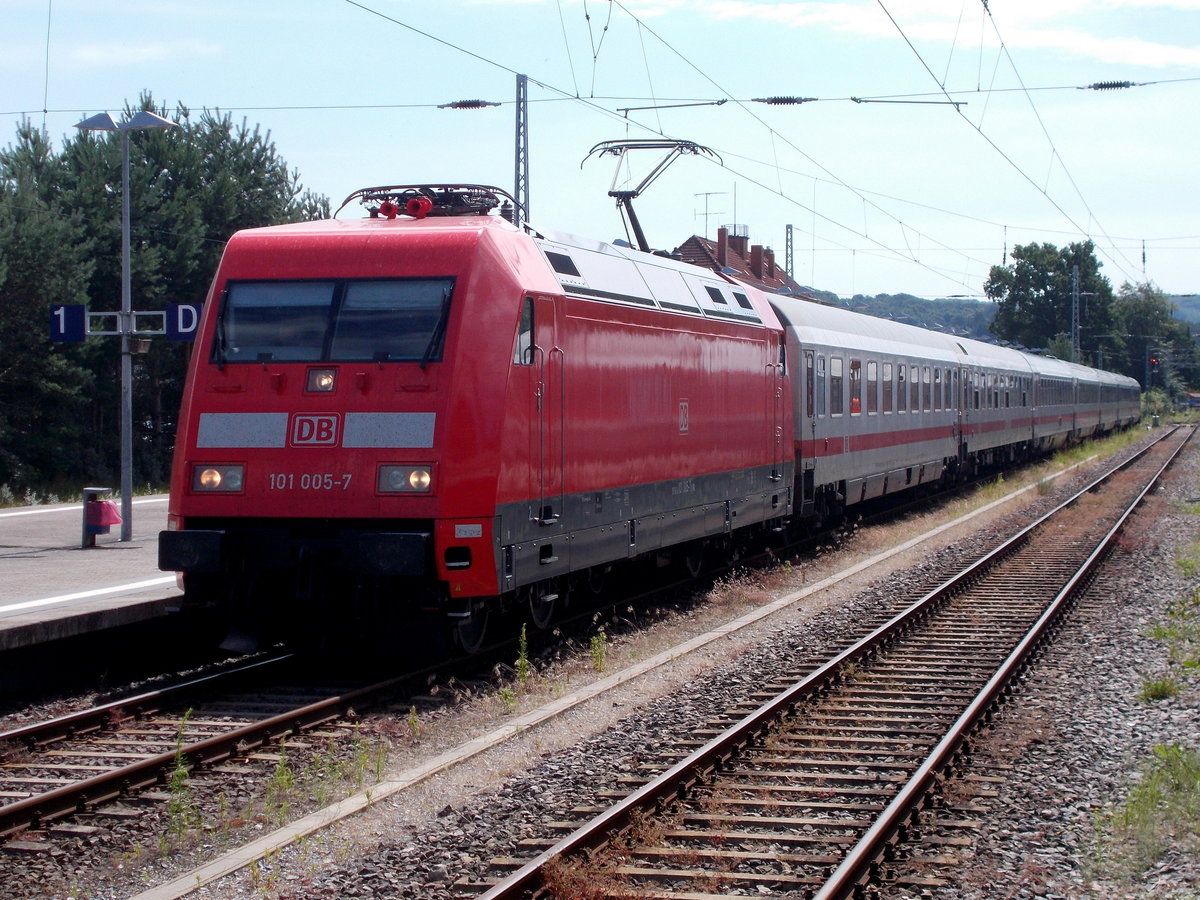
[496,463,793,593]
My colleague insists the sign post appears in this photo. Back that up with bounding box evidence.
[72,110,181,541]
[49,302,201,541]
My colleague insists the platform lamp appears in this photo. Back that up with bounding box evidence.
[75,110,179,542]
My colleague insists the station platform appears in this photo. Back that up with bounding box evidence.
[0,495,181,651]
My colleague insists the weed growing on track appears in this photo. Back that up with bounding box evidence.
[264,746,296,823]
[1147,589,1200,679]
[706,567,775,606]
[165,709,200,840]
[516,623,532,688]
[590,630,608,671]
[499,686,516,713]
[1089,744,1200,883]
[1138,675,1182,702]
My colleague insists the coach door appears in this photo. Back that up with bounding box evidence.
[530,295,565,524]
[769,336,786,482]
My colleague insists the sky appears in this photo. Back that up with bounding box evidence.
[3,0,1199,300]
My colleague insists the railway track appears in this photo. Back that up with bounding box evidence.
[470,425,1193,900]
[0,652,432,843]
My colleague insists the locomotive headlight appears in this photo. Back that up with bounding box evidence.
[193,464,245,492]
[378,465,434,493]
[306,368,337,392]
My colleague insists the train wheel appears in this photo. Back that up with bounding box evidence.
[528,584,557,631]
[681,542,705,579]
[585,566,608,596]
[453,600,490,654]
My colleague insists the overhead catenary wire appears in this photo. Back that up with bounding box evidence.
[605,0,992,291]
[327,0,994,292]
[872,0,1142,286]
[976,0,1143,282]
[12,1,1179,295]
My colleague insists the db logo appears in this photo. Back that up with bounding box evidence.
[291,414,340,446]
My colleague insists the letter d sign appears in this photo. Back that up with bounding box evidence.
[165,302,202,341]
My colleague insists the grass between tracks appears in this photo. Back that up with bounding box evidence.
[1089,744,1200,888]
[1088,463,1200,893]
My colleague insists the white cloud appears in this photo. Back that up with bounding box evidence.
[67,39,220,67]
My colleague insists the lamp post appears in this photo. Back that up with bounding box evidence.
[75,110,178,542]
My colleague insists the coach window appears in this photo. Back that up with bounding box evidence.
[910,364,919,413]
[805,351,815,417]
[866,361,878,414]
[830,356,844,415]
[816,355,827,416]
[895,364,905,414]
[513,297,534,365]
[881,362,893,413]
[849,359,862,414]
[973,373,980,410]
[923,366,932,411]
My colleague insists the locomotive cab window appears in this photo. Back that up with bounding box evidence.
[214,278,455,364]
[514,297,534,365]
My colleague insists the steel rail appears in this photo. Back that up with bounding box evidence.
[475,426,1188,900]
[0,653,293,750]
[814,424,1193,898]
[0,655,439,838]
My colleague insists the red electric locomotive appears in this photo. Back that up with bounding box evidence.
[160,185,793,652]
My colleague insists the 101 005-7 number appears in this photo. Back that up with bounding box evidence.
[269,473,353,491]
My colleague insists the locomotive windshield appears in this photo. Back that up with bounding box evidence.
[213,278,454,364]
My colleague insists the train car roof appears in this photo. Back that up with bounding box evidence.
[531,226,783,330]
[769,295,971,365]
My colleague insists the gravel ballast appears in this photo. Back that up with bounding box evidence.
[2,432,1195,899]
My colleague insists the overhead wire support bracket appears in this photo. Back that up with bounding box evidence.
[851,97,966,108]
[582,139,721,253]
[616,99,727,117]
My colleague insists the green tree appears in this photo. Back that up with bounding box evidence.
[1113,282,1197,394]
[985,240,1118,366]
[0,124,99,491]
[0,95,329,493]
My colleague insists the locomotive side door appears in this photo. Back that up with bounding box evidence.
[529,295,565,524]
